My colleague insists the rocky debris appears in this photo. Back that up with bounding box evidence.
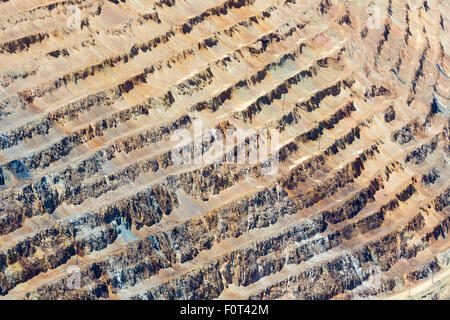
[392,123,417,145]
[384,106,396,123]
[421,168,440,186]
[0,33,49,54]
[405,135,439,165]
[407,259,441,282]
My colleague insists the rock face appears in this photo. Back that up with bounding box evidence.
[0,0,449,300]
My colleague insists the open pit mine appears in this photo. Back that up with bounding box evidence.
[0,0,448,300]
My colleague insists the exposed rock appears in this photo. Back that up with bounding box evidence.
[0,0,448,301]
